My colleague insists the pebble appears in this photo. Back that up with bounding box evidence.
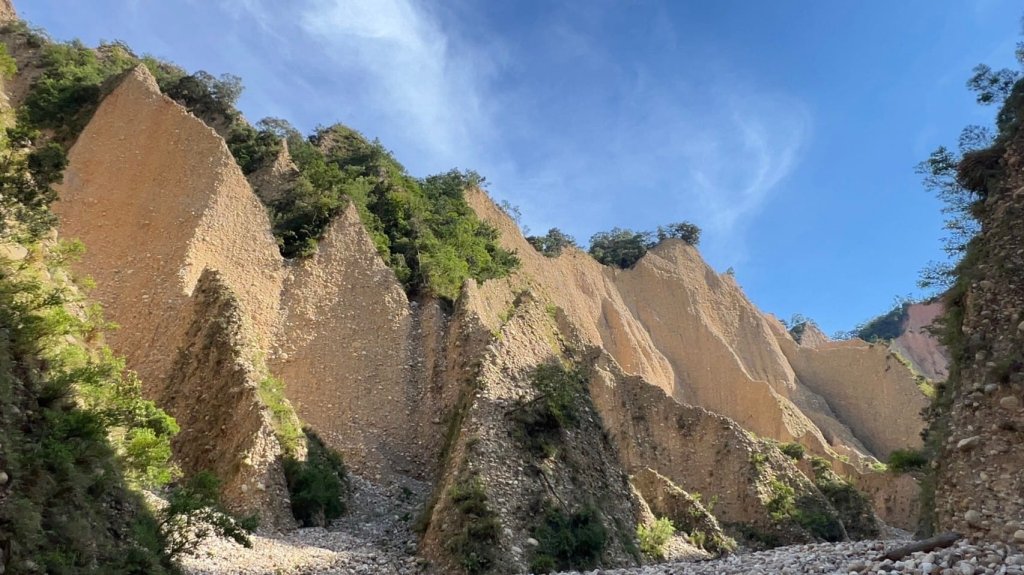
[1000,396,1020,410]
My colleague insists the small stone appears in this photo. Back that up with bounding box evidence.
[957,436,982,451]
[1018,320,1024,333]
[525,538,539,547]
[0,471,7,485]
[1000,396,1021,410]
[965,509,983,525]
[1014,529,1024,542]
[984,384,999,394]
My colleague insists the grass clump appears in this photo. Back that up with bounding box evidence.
[445,473,501,575]
[637,517,675,560]
[257,375,304,455]
[530,503,608,573]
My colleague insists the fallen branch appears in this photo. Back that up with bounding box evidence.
[878,532,962,561]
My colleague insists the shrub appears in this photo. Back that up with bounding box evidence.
[530,504,607,573]
[0,43,16,79]
[511,363,587,458]
[527,228,578,257]
[162,70,243,128]
[21,40,136,141]
[158,471,257,560]
[779,442,806,460]
[589,221,701,268]
[283,429,349,527]
[637,517,675,559]
[888,448,928,472]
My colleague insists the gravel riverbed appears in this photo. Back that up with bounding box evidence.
[179,476,1023,575]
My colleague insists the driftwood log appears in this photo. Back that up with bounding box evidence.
[878,532,962,561]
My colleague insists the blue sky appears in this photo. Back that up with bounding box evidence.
[19,1,1023,334]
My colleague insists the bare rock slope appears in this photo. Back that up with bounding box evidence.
[50,59,940,572]
[466,189,928,467]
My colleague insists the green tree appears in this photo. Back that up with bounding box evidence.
[527,228,578,257]
[656,221,702,246]
[588,227,653,268]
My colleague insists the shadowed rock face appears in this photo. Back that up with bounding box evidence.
[163,270,294,528]
[934,124,1024,542]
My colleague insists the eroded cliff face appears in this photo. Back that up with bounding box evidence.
[272,204,439,480]
[892,301,949,382]
[55,65,285,397]
[50,53,932,565]
[933,125,1024,542]
[163,269,293,528]
[466,189,926,468]
[774,329,929,459]
[0,0,15,24]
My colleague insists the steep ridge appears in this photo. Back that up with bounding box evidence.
[0,0,14,22]
[421,292,646,573]
[272,204,441,480]
[773,327,928,459]
[587,350,846,545]
[163,269,293,528]
[44,42,933,570]
[891,301,949,382]
[466,189,925,467]
[54,65,285,396]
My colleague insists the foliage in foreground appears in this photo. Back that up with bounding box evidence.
[446,473,501,575]
[637,517,675,560]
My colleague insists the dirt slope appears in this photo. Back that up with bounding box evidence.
[54,65,284,396]
[272,204,431,480]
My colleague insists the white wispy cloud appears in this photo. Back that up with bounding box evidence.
[296,0,492,166]
[212,0,809,264]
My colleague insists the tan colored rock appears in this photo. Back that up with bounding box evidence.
[0,242,27,261]
[587,351,839,543]
[0,0,16,24]
[271,204,426,478]
[468,189,924,466]
[776,334,929,459]
[54,65,285,396]
[247,140,300,205]
[162,270,293,528]
[891,301,949,382]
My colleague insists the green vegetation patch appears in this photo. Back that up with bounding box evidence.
[636,517,674,560]
[511,362,587,458]
[588,222,701,269]
[445,473,501,575]
[530,503,608,573]
[283,429,350,527]
[887,448,929,472]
